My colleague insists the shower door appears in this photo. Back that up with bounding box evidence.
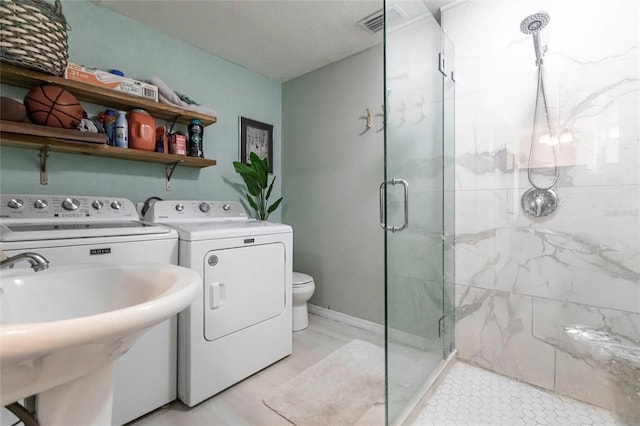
[383,2,451,423]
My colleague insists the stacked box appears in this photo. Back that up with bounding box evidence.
[64,63,158,102]
[169,133,187,156]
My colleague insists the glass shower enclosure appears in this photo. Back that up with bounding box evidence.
[383,2,455,423]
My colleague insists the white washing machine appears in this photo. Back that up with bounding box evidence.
[143,200,292,407]
[0,194,179,426]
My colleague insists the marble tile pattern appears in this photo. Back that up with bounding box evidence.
[443,0,640,421]
[413,362,624,426]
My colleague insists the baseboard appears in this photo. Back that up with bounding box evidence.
[308,304,384,336]
[308,304,441,350]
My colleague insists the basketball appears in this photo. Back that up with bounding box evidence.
[24,85,84,129]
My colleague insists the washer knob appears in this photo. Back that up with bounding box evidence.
[223,204,231,211]
[92,200,104,210]
[62,197,80,211]
[175,203,184,212]
[34,199,48,210]
[199,202,210,213]
[111,200,122,210]
[8,198,23,209]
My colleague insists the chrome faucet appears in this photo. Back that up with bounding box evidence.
[0,252,50,272]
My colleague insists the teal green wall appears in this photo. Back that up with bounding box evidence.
[0,0,282,220]
[282,45,384,324]
[1,1,386,324]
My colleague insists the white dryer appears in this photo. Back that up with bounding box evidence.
[143,200,292,407]
[0,194,179,426]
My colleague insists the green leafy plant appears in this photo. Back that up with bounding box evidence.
[233,152,283,220]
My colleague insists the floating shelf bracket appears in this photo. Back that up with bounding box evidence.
[165,161,181,191]
[39,146,49,185]
[167,115,180,135]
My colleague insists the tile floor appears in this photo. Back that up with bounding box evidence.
[128,313,384,425]
[132,312,621,426]
[413,362,624,426]
[2,313,624,426]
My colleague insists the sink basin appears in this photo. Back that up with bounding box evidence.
[0,263,199,424]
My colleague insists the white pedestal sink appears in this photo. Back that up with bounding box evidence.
[0,263,200,425]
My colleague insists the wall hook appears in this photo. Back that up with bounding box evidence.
[387,101,405,127]
[366,108,373,128]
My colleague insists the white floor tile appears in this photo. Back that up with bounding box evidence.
[413,362,624,426]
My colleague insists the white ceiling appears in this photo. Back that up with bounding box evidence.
[92,1,451,82]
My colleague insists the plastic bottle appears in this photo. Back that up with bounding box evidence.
[127,109,156,151]
[103,109,116,146]
[115,111,128,148]
[188,119,204,157]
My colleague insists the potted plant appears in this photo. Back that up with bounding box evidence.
[233,152,283,220]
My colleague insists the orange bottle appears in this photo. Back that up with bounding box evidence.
[127,109,156,151]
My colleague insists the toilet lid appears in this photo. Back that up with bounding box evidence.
[293,272,313,286]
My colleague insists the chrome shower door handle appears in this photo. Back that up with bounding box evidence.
[379,178,409,233]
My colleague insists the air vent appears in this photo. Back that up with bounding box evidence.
[357,5,409,34]
[357,9,384,33]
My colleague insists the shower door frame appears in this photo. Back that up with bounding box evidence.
[383,2,456,424]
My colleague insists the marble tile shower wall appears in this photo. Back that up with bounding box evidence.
[443,0,639,423]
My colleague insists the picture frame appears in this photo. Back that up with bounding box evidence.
[239,117,274,173]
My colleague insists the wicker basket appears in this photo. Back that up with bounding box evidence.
[0,0,69,76]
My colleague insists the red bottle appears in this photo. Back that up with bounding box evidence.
[127,109,156,151]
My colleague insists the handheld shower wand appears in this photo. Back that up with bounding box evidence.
[520,12,550,65]
[520,11,559,217]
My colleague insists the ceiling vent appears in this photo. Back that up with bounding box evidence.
[357,5,409,34]
[357,9,384,33]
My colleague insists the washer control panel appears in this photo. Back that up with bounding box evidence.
[143,200,248,223]
[0,194,139,221]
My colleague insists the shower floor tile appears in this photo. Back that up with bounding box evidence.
[413,362,624,426]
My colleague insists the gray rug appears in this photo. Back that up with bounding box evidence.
[263,339,385,426]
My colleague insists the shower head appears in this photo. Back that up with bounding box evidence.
[520,11,550,34]
[521,12,551,65]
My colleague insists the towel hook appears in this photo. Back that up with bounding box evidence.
[366,108,372,128]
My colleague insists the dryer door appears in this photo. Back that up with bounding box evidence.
[203,242,286,341]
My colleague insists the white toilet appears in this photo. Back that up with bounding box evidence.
[292,272,315,331]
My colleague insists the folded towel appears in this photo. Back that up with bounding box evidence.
[150,76,217,117]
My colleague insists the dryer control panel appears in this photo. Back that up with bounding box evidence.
[143,200,248,223]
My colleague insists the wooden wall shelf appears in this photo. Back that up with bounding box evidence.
[0,119,216,188]
[0,122,216,168]
[0,63,217,126]
[0,64,218,189]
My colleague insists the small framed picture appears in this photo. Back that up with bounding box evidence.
[239,117,274,173]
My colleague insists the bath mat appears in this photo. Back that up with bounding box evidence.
[263,339,385,426]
